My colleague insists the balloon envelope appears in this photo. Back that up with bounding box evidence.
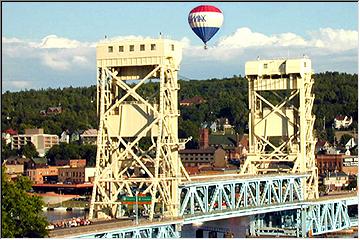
[188,5,223,45]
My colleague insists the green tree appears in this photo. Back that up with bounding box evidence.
[1,140,17,162]
[1,167,48,237]
[18,142,39,159]
[339,134,353,147]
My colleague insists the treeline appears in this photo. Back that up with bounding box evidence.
[1,72,358,143]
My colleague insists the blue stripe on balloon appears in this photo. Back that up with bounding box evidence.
[191,27,220,44]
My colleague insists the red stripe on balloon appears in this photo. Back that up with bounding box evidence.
[190,5,222,14]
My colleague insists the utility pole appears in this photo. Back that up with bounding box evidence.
[135,189,139,225]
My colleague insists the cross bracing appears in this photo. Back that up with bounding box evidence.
[179,174,306,216]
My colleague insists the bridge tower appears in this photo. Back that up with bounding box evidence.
[89,38,190,220]
[241,58,318,199]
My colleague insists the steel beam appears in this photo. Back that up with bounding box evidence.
[75,224,180,238]
[179,174,306,219]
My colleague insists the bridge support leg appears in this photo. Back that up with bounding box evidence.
[295,208,307,237]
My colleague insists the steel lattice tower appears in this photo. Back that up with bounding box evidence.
[89,38,190,220]
[241,58,319,200]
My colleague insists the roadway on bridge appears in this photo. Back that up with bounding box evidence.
[48,192,357,238]
[49,217,183,238]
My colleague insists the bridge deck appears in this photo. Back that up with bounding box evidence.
[49,217,183,238]
[48,192,357,238]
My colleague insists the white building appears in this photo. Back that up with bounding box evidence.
[11,128,59,157]
[334,115,353,129]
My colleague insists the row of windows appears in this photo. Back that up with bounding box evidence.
[60,172,85,177]
[108,44,175,53]
[263,62,306,69]
[182,157,212,161]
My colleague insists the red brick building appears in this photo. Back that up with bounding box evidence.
[27,166,59,184]
[316,154,358,175]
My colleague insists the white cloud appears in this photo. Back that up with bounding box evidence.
[29,35,91,49]
[2,37,23,44]
[72,55,88,64]
[3,80,32,89]
[307,28,358,52]
[2,28,358,91]
[183,27,358,63]
[41,52,71,71]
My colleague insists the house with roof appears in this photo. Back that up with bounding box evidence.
[47,106,63,115]
[180,96,206,106]
[334,115,353,129]
[315,140,330,154]
[3,156,36,178]
[70,130,82,143]
[2,128,18,145]
[199,128,248,164]
[59,130,70,143]
[80,129,98,145]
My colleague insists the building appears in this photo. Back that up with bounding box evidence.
[205,118,235,134]
[323,172,349,191]
[3,163,24,178]
[2,128,18,145]
[179,147,227,168]
[47,107,63,115]
[54,159,71,166]
[198,128,248,167]
[59,130,70,143]
[33,157,48,168]
[58,166,95,184]
[316,154,343,174]
[316,154,358,176]
[4,156,35,171]
[80,129,98,145]
[27,166,59,184]
[11,128,59,157]
[315,140,330,154]
[40,107,63,116]
[180,96,205,106]
[70,159,87,168]
[334,115,353,129]
[342,156,358,175]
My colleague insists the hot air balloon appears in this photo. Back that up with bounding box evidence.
[188,5,223,49]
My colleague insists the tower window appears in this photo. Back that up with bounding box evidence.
[119,46,124,52]
[151,44,156,50]
[140,44,145,51]
[108,46,113,53]
[129,45,134,51]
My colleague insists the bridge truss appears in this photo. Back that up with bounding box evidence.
[77,223,180,239]
[179,174,306,217]
[89,38,189,220]
[241,58,318,200]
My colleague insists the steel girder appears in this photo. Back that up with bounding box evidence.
[76,224,180,238]
[90,60,189,220]
[250,200,354,237]
[179,174,306,217]
[243,59,319,200]
[306,200,351,236]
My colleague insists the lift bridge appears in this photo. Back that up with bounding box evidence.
[50,38,358,238]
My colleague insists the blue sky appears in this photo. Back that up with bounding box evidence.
[2,2,358,92]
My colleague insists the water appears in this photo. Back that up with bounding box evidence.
[181,217,249,238]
